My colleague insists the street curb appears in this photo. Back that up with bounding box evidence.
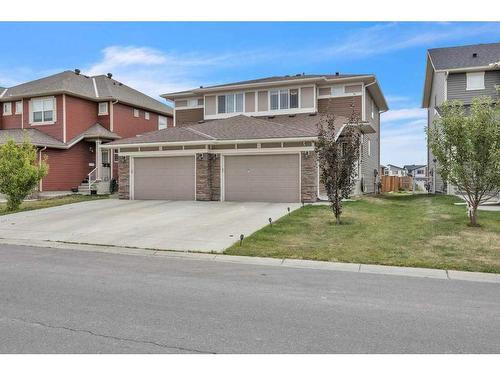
[1,238,500,284]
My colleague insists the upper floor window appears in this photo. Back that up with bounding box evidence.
[15,101,22,115]
[145,111,150,120]
[2,102,12,115]
[417,169,425,175]
[30,97,55,124]
[270,89,299,111]
[466,72,485,91]
[217,93,243,114]
[98,102,109,115]
[158,115,167,130]
[133,108,140,117]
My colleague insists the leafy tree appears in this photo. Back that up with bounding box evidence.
[427,96,500,226]
[315,111,361,224]
[0,137,49,211]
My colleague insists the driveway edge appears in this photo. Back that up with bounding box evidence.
[1,237,499,284]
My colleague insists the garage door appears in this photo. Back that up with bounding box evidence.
[224,154,300,203]
[133,156,195,200]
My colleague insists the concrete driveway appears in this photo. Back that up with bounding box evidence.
[0,200,299,252]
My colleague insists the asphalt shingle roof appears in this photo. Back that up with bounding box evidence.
[1,71,172,115]
[107,114,352,146]
[429,42,500,70]
[0,129,65,148]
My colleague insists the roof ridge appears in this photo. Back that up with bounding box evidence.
[185,125,217,140]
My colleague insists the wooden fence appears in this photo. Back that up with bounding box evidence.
[381,176,413,193]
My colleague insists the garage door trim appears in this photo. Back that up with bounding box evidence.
[221,152,301,202]
[130,155,196,200]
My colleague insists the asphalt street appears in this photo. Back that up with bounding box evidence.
[0,243,499,353]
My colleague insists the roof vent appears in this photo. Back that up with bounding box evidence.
[267,115,275,119]
[107,73,113,79]
[302,72,305,76]
[335,72,339,76]
[74,69,81,75]
[198,120,205,124]
[295,73,302,77]
[285,75,290,77]
[200,86,203,88]
[472,53,478,58]
[308,112,317,116]
[288,114,296,117]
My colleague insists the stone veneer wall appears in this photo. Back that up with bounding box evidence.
[196,153,221,201]
[118,156,130,199]
[301,151,318,203]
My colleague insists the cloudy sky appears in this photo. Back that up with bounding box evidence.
[1,22,499,166]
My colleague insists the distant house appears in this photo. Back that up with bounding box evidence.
[422,42,500,194]
[404,164,428,190]
[383,164,407,177]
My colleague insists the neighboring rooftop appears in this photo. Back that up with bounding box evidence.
[0,70,173,116]
[404,164,426,171]
[428,42,500,71]
[0,129,65,148]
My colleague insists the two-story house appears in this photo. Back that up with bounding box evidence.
[0,70,173,193]
[422,42,500,194]
[104,73,387,203]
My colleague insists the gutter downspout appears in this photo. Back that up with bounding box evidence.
[38,146,47,193]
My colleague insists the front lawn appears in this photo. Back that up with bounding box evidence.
[0,194,109,216]
[225,194,500,273]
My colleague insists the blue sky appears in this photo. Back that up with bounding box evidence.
[1,22,499,166]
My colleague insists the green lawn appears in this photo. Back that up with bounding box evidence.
[0,194,109,216]
[225,194,500,273]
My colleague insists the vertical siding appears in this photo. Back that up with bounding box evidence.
[447,71,500,104]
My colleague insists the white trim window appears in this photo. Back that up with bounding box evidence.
[2,102,12,115]
[133,108,140,118]
[98,102,109,115]
[217,93,244,114]
[114,149,119,163]
[145,111,150,120]
[270,89,299,111]
[15,101,23,115]
[158,115,167,130]
[466,72,485,91]
[30,97,55,124]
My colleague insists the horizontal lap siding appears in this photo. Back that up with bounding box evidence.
[447,71,500,105]
[41,141,94,191]
[318,96,362,117]
[113,103,163,139]
[175,108,204,127]
[0,112,22,129]
[65,95,99,141]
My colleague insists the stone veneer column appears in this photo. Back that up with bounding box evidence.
[196,153,221,201]
[118,156,130,199]
[301,151,318,203]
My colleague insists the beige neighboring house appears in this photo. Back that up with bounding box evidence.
[103,73,388,203]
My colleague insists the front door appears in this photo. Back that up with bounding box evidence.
[101,149,111,181]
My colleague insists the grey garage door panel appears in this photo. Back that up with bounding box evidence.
[224,154,300,203]
[133,156,195,200]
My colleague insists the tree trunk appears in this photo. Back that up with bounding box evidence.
[336,215,341,225]
[469,205,479,226]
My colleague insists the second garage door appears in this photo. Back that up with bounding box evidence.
[133,156,195,200]
[224,154,300,203]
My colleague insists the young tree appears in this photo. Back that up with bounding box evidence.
[427,96,500,226]
[315,111,361,224]
[0,138,49,211]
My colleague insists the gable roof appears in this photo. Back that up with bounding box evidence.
[0,71,173,116]
[386,164,404,170]
[422,42,500,108]
[428,42,500,71]
[163,73,388,112]
[404,164,426,171]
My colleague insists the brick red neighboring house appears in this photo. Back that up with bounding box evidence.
[0,70,173,193]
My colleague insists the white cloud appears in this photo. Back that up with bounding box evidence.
[381,107,426,123]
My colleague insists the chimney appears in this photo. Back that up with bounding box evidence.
[74,69,81,75]
[107,73,113,79]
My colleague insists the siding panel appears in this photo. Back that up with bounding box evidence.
[447,71,500,104]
